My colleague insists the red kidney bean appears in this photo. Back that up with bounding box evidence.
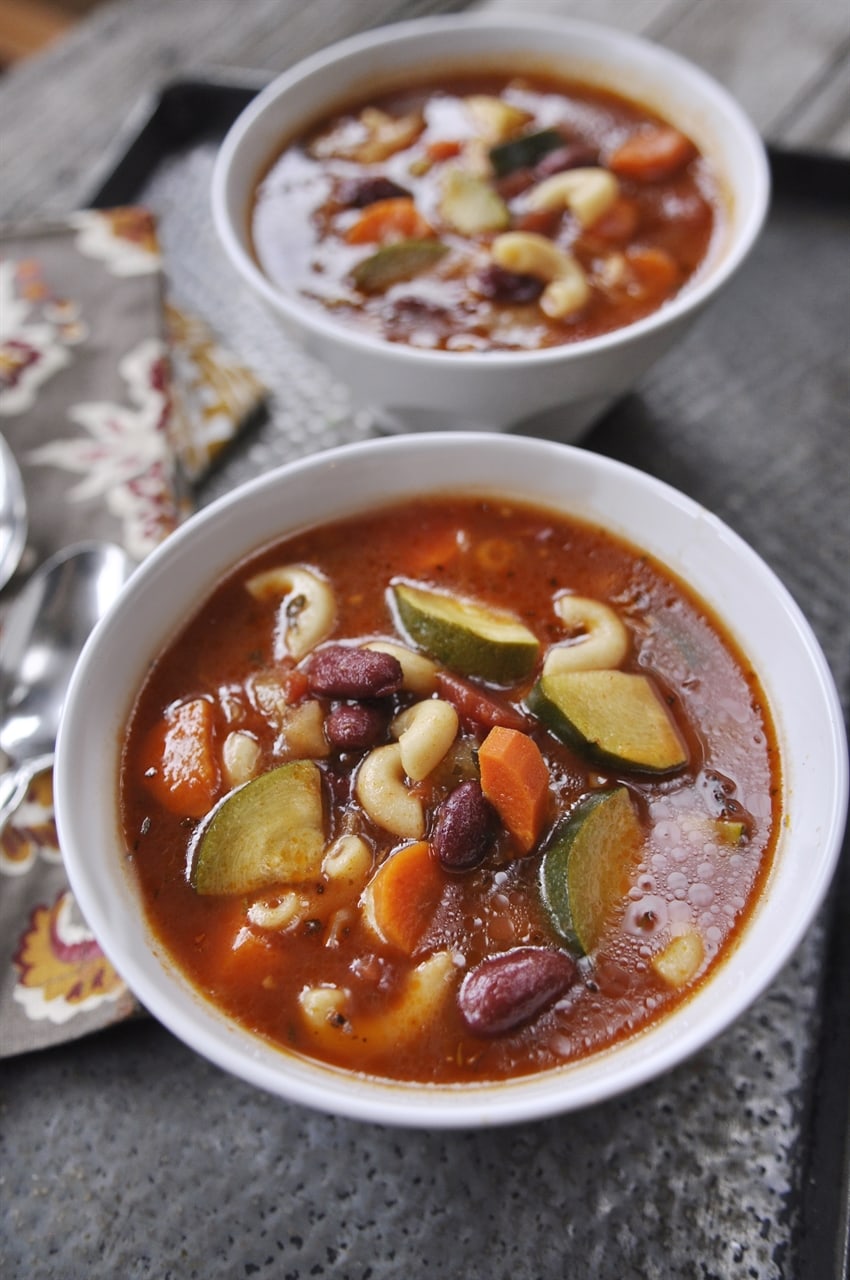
[474,263,544,304]
[381,295,451,338]
[431,780,497,871]
[323,761,354,808]
[307,646,403,699]
[533,142,599,179]
[338,175,411,207]
[494,166,536,200]
[325,702,388,752]
[458,946,576,1036]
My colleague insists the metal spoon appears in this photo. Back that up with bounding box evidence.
[0,540,133,833]
[0,434,28,591]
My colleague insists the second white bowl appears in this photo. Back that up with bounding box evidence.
[212,14,770,436]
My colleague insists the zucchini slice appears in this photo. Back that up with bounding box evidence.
[439,169,510,234]
[351,238,448,293]
[189,759,325,896]
[540,787,644,954]
[392,582,539,685]
[528,668,687,774]
[489,127,565,177]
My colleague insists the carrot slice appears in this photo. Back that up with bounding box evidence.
[478,726,550,854]
[344,197,433,245]
[608,126,697,182]
[361,840,446,954]
[141,698,219,818]
[625,246,681,301]
[426,139,463,163]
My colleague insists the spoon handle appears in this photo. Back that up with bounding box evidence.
[0,755,55,837]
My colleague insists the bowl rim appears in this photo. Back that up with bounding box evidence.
[211,12,771,372]
[55,434,848,1128]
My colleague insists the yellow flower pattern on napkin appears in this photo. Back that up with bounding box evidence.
[14,890,128,1023]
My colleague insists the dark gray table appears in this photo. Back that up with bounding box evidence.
[1,4,848,1278]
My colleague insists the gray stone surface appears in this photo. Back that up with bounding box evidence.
[0,938,824,1278]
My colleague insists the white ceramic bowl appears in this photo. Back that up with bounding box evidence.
[212,14,770,437]
[55,434,846,1128]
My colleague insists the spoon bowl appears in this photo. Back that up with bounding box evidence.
[0,540,133,831]
[0,435,27,591]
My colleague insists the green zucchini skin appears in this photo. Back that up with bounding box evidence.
[539,787,644,955]
[392,582,539,685]
[351,239,448,293]
[489,128,565,177]
[189,759,325,896]
[527,669,688,775]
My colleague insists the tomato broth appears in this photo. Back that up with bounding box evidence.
[120,497,779,1085]
[251,70,722,351]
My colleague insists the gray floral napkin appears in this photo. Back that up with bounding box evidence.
[0,208,265,1056]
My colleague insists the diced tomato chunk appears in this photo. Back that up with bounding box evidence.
[625,245,681,301]
[435,670,528,733]
[282,667,310,704]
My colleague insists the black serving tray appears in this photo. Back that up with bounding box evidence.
[87,74,850,1280]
